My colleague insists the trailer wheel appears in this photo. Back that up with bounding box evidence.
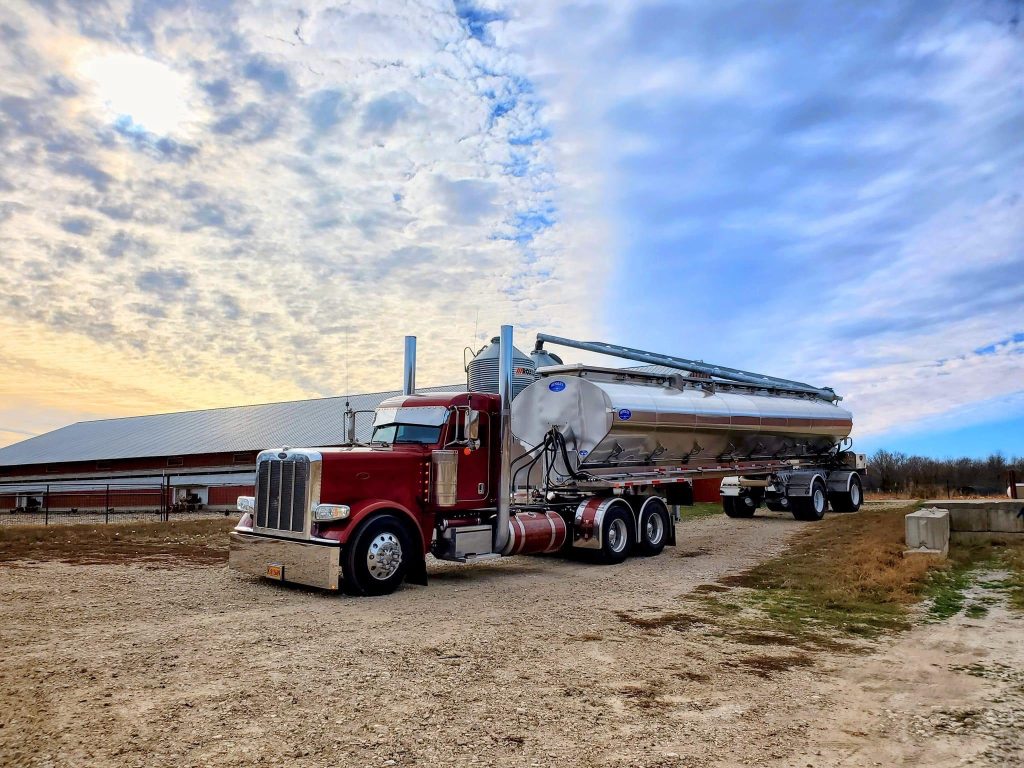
[599,501,634,565]
[343,514,411,596]
[791,478,828,521]
[830,473,863,513]
[723,494,756,518]
[636,497,670,556]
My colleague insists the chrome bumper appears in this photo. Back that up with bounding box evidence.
[229,531,341,590]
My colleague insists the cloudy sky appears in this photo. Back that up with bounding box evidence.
[0,0,1021,458]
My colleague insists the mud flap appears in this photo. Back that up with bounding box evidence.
[666,514,677,547]
[406,554,428,586]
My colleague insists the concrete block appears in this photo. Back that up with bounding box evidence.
[925,500,1024,535]
[905,507,949,557]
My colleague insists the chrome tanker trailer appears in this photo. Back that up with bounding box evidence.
[229,326,863,595]
[512,334,863,521]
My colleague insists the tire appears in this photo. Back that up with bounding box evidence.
[636,498,670,556]
[791,477,828,521]
[830,473,863,513]
[599,501,634,564]
[723,495,756,518]
[342,514,412,596]
[765,500,788,512]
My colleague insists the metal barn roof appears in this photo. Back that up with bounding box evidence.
[0,384,464,467]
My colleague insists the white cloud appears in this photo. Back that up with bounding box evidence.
[0,0,612,444]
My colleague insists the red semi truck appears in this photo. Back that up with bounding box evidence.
[229,326,863,596]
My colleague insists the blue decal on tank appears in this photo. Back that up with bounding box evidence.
[618,408,632,421]
[548,380,566,392]
[578,449,589,457]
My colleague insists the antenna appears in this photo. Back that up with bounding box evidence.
[343,325,354,444]
[473,307,479,346]
[345,324,350,401]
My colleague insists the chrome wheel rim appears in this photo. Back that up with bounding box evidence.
[645,512,664,545]
[851,482,861,506]
[366,532,403,581]
[607,518,628,553]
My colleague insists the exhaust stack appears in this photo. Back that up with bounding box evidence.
[402,336,417,395]
[494,324,513,552]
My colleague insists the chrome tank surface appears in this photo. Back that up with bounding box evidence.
[511,366,852,480]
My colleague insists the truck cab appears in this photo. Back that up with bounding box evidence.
[229,392,501,595]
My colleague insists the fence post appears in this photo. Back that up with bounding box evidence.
[1010,470,1019,500]
[105,484,110,524]
[45,484,49,525]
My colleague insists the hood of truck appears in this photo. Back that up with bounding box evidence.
[317,446,428,507]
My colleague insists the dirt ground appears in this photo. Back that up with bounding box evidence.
[1,506,1021,768]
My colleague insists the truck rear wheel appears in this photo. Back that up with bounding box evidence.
[343,514,412,596]
[723,495,756,518]
[791,478,828,521]
[599,501,634,564]
[636,497,669,556]
[830,473,863,513]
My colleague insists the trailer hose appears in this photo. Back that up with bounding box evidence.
[553,429,585,481]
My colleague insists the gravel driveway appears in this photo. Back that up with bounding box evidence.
[1,508,1019,767]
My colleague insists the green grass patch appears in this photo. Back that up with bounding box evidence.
[676,502,723,521]
[964,604,988,619]
[925,565,976,620]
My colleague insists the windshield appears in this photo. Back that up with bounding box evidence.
[371,405,449,445]
[371,423,443,444]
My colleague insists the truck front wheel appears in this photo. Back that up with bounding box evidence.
[343,514,412,596]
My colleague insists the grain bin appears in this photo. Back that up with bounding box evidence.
[467,336,535,398]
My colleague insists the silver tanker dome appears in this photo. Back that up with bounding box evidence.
[511,366,853,483]
[467,336,535,398]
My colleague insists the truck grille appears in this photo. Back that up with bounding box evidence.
[255,458,309,534]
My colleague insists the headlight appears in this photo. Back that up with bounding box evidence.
[313,504,351,522]
[236,496,255,513]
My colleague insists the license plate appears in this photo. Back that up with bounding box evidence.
[266,564,284,580]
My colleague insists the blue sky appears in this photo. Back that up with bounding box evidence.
[0,0,1021,459]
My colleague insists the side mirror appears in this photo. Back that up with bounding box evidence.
[463,409,480,442]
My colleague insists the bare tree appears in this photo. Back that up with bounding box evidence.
[863,451,1022,497]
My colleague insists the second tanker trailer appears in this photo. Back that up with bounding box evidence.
[229,326,864,595]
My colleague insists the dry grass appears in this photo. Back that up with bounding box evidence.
[0,518,235,567]
[717,501,943,636]
[616,609,703,632]
[1004,547,1024,610]
[725,652,815,678]
[617,679,669,709]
